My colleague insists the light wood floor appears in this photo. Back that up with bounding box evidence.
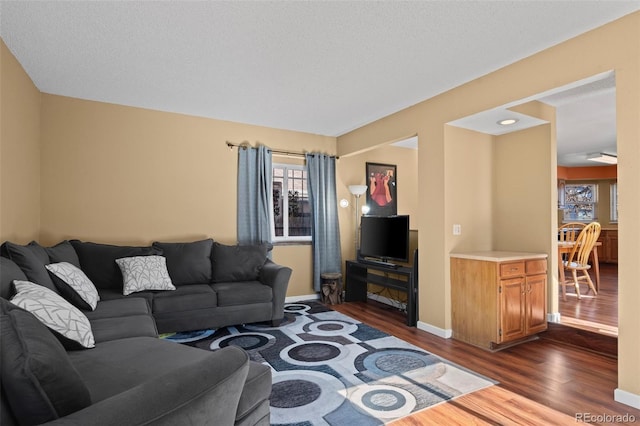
[558,262,618,336]
[331,297,639,425]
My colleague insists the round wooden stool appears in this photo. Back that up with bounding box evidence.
[320,272,343,305]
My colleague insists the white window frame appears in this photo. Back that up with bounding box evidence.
[562,183,598,222]
[610,182,618,223]
[271,164,312,243]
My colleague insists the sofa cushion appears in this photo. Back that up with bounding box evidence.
[90,315,159,343]
[46,262,100,311]
[44,240,81,267]
[96,288,155,308]
[0,299,91,424]
[1,241,59,293]
[236,362,272,423]
[116,255,176,296]
[152,284,217,314]
[211,243,268,283]
[210,281,272,307]
[67,336,239,402]
[0,256,27,299]
[85,297,151,320]
[10,280,95,349]
[152,239,214,285]
[70,240,162,290]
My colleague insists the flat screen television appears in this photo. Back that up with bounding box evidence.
[359,215,410,264]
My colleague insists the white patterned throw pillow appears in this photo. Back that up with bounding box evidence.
[45,262,100,310]
[116,255,176,296]
[10,280,95,348]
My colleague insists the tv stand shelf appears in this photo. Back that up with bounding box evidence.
[344,260,417,326]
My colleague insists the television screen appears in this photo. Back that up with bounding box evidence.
[359,215,409,263]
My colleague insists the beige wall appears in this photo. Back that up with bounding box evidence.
[0,41,41,243]
[337,143,419,263]
[444,126,493,254]
[492,124,553,254]
[1,38,418,301]
[0,38,322,297]
[38,94,336,297]
[338,12,640,402]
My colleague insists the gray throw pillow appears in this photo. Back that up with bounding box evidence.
[1,241,58,293]
[0,299,91,424]
[152,239,214,285]
[44,240,81,267]
[0,257,27,300]
[10,280,95,349]
[116,255,176,296]
[69,240,163,290]
[46,262,100,311]
[211,242,268,282]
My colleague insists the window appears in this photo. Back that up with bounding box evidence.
[610,182,618,223]
[272,164,311,241]
[563,183,597,222]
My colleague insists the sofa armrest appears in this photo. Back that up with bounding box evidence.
[43,346,250,426]
[259,260,292,325]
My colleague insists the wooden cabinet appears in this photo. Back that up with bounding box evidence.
[450,252,548,350]
[598,229,618,263]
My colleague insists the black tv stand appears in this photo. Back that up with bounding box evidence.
[344,258,417,326]
[358,257,399,269]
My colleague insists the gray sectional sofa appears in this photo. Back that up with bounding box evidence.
[0,238,292,425]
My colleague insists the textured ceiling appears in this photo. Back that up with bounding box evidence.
[1,1,638,163]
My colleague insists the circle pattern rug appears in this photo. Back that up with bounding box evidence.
[170,301,495,425]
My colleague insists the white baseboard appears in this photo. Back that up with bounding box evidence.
[417,321,453,339]
[547,312,561,323]
[285,294,319,303]
[614,388,640,410]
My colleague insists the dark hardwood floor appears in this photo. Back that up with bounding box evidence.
[558,262,618,335]
[331,297,639,425]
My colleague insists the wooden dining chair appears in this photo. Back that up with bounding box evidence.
[558,222,586,242]
[560,222,601,301]
[558,222,586,264]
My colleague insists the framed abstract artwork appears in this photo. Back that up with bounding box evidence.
[365,162,397,216]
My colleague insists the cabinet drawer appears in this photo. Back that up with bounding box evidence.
[526,259,547,275]
[500,262,525,277]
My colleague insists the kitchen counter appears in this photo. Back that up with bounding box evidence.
[450,251,548,262]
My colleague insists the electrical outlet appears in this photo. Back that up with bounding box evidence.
[453,224,462,235]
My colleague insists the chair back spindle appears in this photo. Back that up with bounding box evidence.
[558,222,586,242]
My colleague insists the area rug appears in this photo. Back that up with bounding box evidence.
[161,301,496,425]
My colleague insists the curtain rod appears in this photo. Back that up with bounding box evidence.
[226,141,339,159]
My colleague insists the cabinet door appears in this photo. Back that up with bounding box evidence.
[597,233,608,262]
[499,277,526,343]
[525,274,547,334]
[606,233,618,263]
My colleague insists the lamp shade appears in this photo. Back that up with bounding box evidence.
[348,185,368,196]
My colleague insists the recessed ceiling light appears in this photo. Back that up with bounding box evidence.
[497,118,519,126]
